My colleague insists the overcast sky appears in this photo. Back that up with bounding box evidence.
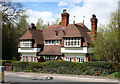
[17,0,118,30]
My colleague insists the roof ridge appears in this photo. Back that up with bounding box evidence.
[29,28,42,32]
[48,25,61,27]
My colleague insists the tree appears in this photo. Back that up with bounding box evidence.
[52,18,61,25]
[36,18,47,30]
[16,15,28,38]
[1,2,24,24]
[2,2,25,60]
[92,10,119,65]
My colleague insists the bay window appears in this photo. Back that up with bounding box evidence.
[64,38,80,47]
[20,40,31,47]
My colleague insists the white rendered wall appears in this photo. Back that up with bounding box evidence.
[61,47,93,54]
[18,48,41,53]
[61,47,87,53]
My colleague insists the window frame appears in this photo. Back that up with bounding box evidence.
[45,40,61,45]
[20,40,32,48]
[64,38,81,47]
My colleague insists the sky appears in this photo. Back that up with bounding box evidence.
[16,0,118,30]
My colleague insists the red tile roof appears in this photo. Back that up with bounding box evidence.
[39,45,62,55]
[43,25,64,40]
[20,29,44,44]
[43,23,91,43]
[38,23,92,55]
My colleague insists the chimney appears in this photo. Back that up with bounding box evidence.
[61,9,69,27]
[90,14,98,41]
[29,23,36,29]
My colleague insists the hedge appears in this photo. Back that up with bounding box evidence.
[12,60,115,76]
[0,60,11,66]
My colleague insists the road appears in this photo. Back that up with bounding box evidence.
[4,71,119,84]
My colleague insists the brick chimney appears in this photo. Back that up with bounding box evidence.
[29,23,36,29]
[61,9,69,27]
[90,14,98,41]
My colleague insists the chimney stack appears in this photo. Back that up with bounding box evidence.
[90,14,98,41]
[61,9,69,27]
[29,23,36,29]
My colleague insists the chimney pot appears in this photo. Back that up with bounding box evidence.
[90,14,98,41]
[29,23,36,29]
[61,9,69,27]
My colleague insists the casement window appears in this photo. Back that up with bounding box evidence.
[20,40,31,47]
[45,40,61,45]
[30,56,36,62]
[81,59,85,63]
[77,58,81,62]
[64,38,80,47]
[22,56,28,62]
[65,57,73,62]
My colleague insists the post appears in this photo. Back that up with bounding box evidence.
[1,66,5,83]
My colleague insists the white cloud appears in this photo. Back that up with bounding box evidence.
[68,0,118,30]
[58,1,68,6]
[25,0,118,30]
[25,9,56,25]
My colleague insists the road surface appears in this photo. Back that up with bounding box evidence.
[4,71,119,84]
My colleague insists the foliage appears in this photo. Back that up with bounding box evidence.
[12,60,115,76]
[36,18,47,30]
[52,18,61,25]
[109,72,120,78]
[0,60,11,66]
[2,2,26,61]
[92,10,119,65]
[16,15,28,37]
[1,2,25,24]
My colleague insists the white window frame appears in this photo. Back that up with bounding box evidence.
[30,56,36,62]
[22,56,28,62]
[20,40,31,47]
[45,40,61,45]
[81,58,85,63]
[64,38,80,47]
[76,58,81,62]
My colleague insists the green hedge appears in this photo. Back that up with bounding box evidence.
[0,60,11,66]
[12,60,115,76]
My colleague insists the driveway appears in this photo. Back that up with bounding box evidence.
[4,71,119,84]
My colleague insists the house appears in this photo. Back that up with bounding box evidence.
[18,9,98,63]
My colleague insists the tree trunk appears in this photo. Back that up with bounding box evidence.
[112,50,115,66]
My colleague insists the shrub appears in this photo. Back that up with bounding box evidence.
[12,60,115,76]
[109,72,120,78]
[0,60,11,66]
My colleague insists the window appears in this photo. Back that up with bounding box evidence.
[30,56,36,62]
[20,40,31,47]
[34,57,36,62]
[77,58,81,62]
[22,56,28,62]
[81,59,85,63]
[64,38,80,47]
[31,57,33,62]
[45,40,61,45]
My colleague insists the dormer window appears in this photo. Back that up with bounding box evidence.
[64,38,80,47]
[55,31,58,36]
[45,40,61,45]
[20,40,31,47]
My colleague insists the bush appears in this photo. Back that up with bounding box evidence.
[0,60,11,66]
[109,72,120,78]
[12,60,115,76]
